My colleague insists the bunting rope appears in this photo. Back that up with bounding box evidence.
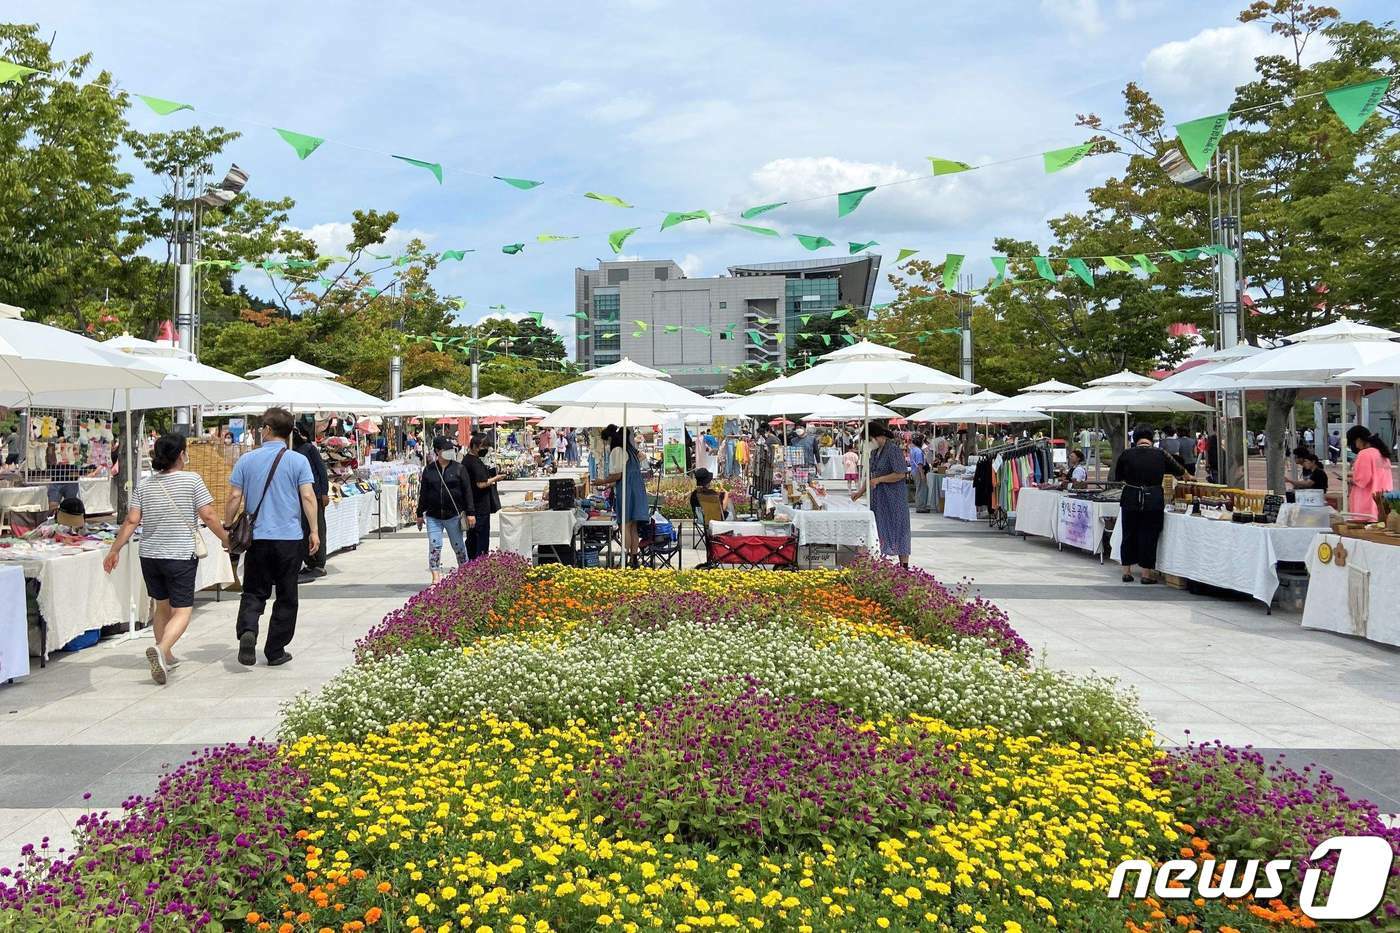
[2,57,1392,260]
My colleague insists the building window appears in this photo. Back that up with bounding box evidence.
[719,332,729,340]
[607,269,630,285]
[718,301,727,309]
[654,267,668,281]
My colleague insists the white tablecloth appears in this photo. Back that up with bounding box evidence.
[1110,512,1319,605]
[377,482,400,529]
[1014,488,1061,540]
[0,565,27,681]
[1056,497,1119,555]
[352,494,376,539]
[498,509,579,557]
[0,486,48,513]
[709,521,794,538]
[776,496,879,548]
[10,526,232,658]
[324,497,363,555]
[79,476,115,514]
[1303,534,1400,646]
[820,449,845,481]
[942,477,978,522]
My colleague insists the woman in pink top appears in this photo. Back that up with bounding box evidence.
[1345,425,1395,520]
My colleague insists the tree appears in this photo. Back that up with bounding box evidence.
[0,24,133,320]
[724,364,779,395]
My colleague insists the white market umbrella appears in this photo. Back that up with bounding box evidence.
[478,392,515,403]
[101,333,191,359]
[764,341,973,493]
[723,392,845,419]
[0,319,168,396]
[245,356,340,379]
[888,391,964,410]
[1020,378,1081,394]
[380,385,488,419]
[529,358,716,551]
[1043,378,1211,451]
[538,405,668,428]
[1214,319,1400,511]
[802,398,898,421]
[216,357,385,415]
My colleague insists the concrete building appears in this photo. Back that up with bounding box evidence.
[573,255,881,391]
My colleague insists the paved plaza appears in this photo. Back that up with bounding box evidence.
[3,478,1399,866]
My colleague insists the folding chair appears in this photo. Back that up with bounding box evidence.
[705,530,798,571]
[690,489,727,550]
[637,519,682,570]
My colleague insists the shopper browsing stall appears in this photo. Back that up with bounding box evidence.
[1113,425,1186,585]
[417,436,475,584]
[850,423,912,567]
[1345,425,1395,520]
[596,424,648,562]
[293,427,329,582]
[1285,446,1329,494]
[463,433,501,560]
[104,434,229,685]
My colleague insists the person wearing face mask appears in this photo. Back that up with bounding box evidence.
[417,435,476,584]
[1113,425,1186,584]
[850,422,912,567]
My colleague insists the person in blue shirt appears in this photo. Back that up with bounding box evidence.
[908,433,929,512]
[225,407,318,667]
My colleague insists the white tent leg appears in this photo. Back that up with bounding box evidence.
[1341,383,1350,514]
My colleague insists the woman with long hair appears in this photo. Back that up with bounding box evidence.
[1345,425,1395,520]
[104,434,229,685]
[596,424,648,561]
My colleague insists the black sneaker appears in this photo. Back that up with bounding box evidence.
[266,651,293,667]
[237,631,257,666]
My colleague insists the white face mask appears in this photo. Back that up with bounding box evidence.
[439,449,457,462]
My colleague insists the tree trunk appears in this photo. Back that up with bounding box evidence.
[1264,388,1298,494]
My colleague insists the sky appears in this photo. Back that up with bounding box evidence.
[9,0,1394,351]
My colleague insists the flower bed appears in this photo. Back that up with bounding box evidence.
[3,559,1398,931]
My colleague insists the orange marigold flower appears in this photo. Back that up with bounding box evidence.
[1178,847,1196,858]
[351,868,368,880]
[365,906,383,924]
[1190,837,1209,852]
[246,913,262,925]
[376,881,392,894]
[298,912,312,924]
[1150,910,1166,920]
[291,882,308,895]
[258,925,270,933]
[279,924,295,933]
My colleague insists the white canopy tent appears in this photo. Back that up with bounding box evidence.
[379,385,489,419]
[1042,374,1212,466]
[1212,319,1400,512]
[215,356,386,416]
[802,398,898,422]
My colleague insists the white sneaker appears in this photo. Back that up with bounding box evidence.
[145,646,169,685]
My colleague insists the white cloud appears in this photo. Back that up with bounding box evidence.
[527,78,596,109]
[590,94,654,124]
[294,222,434,257]
[1040,0,1106,37]
[1143,23,1333,99]
[629,99,742,146]
[678,253,704,277]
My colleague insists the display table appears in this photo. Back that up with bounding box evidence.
[0,486,48,513]
[352,494,376,540]
[926,472,944,512]
[1302,534,1400,647]
[775,496,879,549]
[941,476,978,522]
[709,520,792,538]
[819,449,845,481]
[79,476,115,515]
[11,526,231,659]
[1110,512,1319,606]
[1013,488,1061,540]
[323,497,364,555]
[0,565,26,681]
[377,482,400,529]
[498,509,579,558]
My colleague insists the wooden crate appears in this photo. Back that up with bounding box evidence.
[1160,573,1189,590]
[1338,528,1400,547]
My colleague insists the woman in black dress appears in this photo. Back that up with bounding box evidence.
[1113,425,1186,584]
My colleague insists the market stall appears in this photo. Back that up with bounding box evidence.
[1302,533,1400,647]
[0,564,25,681]
[1015,487,1120,556]
[323,489,378,555]
[1013,487,1062,540]
[942,475,978,522]
[1109,511,1317,607]
[498,508,580,560]
[773,492,879,551]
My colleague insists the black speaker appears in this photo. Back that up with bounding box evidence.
[548,478,576,511]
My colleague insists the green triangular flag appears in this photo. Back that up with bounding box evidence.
[836,186,876,217]
[830,308,850,319]
[794,234,833,251]
[608,227,640,254]
[1102,255,1134,272]
[585,192,632,208]
[722,323,738,338]
[367,251,392,260]
[570,311,588,319]
[731,223,779,237]
[528,312,544,325]
[942,254,965,291]
[1066,257,1094,287]
[695,326,711,337]
[799,314,812,326]
[452,299,468,310]
[537,233,578,243]
[1133,253,1159,275]
[660,210,710,231]
[939,327,962,336]
[1325,77,1392,132]
[988,256,1013,288]
[502,243,525,255]
[928,157,973,175]
[393,254,416,266]
[393,155,443,183]
[1174,113,1229,172]
[439,249,472,261]
[843,334,856,345]
[633,320,648,330]
[489,304,507,310]
[495,176,542,190]
[138,95,193,116]
[365,288,382,298]
[1033,257,1057,282]
[1042,143,1094,174]
[895,248,919,264]
[819,333,832,346]
[1165,250,1187,262]
[741,202,785,219]
[0,61,40,83]
[274,128,324,160]
[664,325,681,333]
[848,240,878,254]
[578,333,590,340]
[316,277,334,288]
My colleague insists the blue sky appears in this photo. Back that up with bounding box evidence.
[11,0,1393,349]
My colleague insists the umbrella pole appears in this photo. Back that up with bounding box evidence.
[621,404,631,561]
[122,391,142,643]
[862,390,870,509]
[1341,383,1349,514]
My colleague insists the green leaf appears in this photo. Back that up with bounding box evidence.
[138,94,193,116]
[274,128,324,160]
[585,192,632,208]
[495,176,542,189]
[392,155,443,183]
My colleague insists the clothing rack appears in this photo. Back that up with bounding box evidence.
[973,439,1053,530]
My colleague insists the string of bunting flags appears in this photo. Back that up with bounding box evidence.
[2,58,1392,262]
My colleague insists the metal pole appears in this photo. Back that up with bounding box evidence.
[958,275,974,392]
[175,240,194,433]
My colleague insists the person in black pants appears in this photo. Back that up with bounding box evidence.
[225,407,319,667]
[293,427,330,581]
[463,433,501,559]
[1114,425,1186,584]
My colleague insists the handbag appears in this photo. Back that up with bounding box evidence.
[227,449,286,556]
[152,473,208,559]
